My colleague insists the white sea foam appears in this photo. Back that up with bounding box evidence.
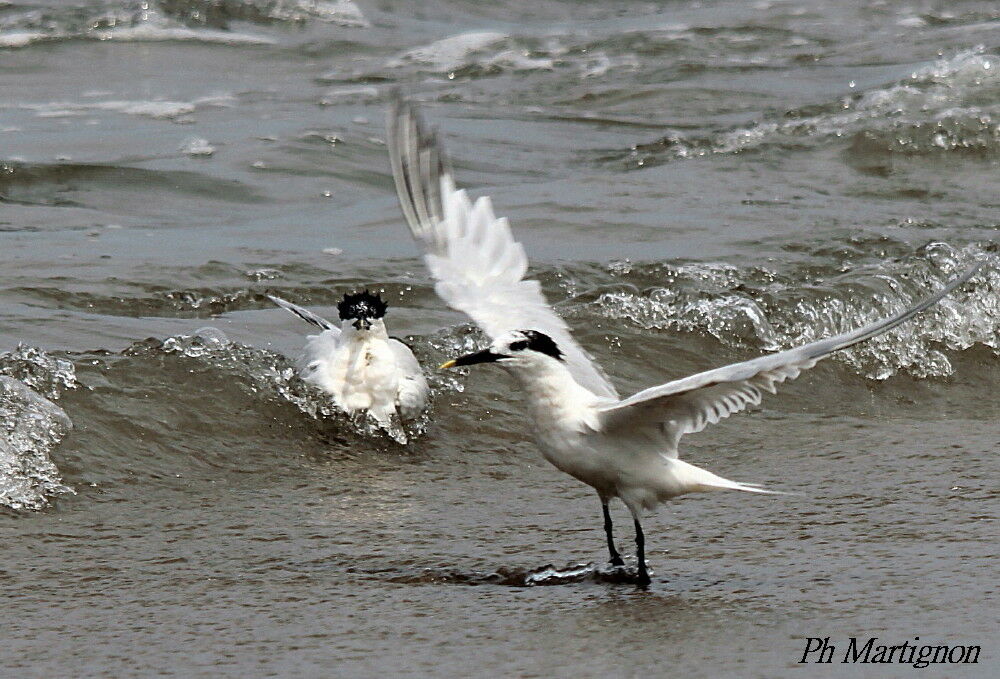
[0,7,275,50]
[96,23,275,45]
[320,85,380,105]
[386,31,509,71]
[0,31,48,48]
[298,0,369,27]
[633,47,1000,163]
[180,137,216,156]
[14,94,235,121]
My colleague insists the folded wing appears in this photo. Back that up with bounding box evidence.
[389,339,430,421]
[387,94,619,399]
[597,262,982,451]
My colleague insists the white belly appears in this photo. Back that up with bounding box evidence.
[332,342,397,412]
[303,332,400,415]
[530,404,624,499]
[533,415,706,509]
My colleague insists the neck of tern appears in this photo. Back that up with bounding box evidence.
[510,356,602,432]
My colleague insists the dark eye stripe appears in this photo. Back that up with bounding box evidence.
[507,331,564,360]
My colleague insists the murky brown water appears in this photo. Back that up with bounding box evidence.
[1,1,998,676]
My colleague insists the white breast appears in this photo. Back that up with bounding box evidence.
[512,359,617,493]
[301,329,397,412]
[299,327,428,425]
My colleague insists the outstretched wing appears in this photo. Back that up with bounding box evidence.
[387,94,618,399]
[597,262,982,451]
[267,294,339,334]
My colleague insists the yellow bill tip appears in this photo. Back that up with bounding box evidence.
[439,359,457,370]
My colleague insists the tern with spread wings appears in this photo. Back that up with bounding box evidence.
[387,95,981,587]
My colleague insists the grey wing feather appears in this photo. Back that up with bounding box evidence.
[388,94,448,254]
[387,93,619,399]
[597,262,983,450]
[267,294,339,333]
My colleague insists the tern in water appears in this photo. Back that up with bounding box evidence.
[268,291,429,433]
[387,95,982,587]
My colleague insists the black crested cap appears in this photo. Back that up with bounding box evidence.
[337,290,388,321]
[510,330,563,361]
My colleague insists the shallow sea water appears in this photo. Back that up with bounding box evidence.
[1,1,998,677]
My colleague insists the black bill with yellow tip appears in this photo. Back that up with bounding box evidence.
[439,349,506,369]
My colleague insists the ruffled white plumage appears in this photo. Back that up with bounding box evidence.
[269,295,429,431]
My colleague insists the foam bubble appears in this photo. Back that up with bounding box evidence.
[180,137,216,156]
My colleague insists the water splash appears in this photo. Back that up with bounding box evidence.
[598,262,783,351]
[180,137,215,156]
[0,376,74,511]
[0,344,78,399]
[379,561,644,587]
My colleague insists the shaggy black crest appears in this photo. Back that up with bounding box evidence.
[510,330,563,361]
[337,290,388,321]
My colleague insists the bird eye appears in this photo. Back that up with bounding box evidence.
[509,340,528,352]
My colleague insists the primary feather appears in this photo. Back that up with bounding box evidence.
[267,294,337,332]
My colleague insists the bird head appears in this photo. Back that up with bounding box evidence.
[440,329,564,371]
[337,290,388,332]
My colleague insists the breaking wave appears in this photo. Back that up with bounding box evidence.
[123,326,433,444]
[7,93,236,122]
[591,242,999,380]
[320,30,558,82]
[158,0,369,28]
[2,239,995,512]
[0,2,277,49]
[0,0,369,51]
[321,22,829,84]
[0,346,77,511]
[0,320,470,511]
[627,48,1000,167]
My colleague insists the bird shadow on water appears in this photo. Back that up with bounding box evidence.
[360,561,655,589]
[343,559,769,602]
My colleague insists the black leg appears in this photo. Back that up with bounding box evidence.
[602,502,624,567]
[634,518,651,589]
